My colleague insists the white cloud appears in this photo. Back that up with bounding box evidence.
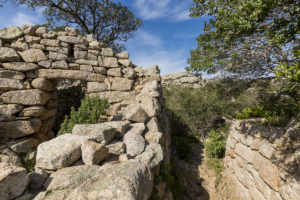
[134,31,163,47]
[173,33,199,39]
[10,12,41,27]
[134,0,192,21]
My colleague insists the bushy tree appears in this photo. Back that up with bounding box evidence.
[2,0,143,52]
[187,0,300,80]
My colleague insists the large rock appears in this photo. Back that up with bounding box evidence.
[2,62,39,72]
[86,82,108,93]
[0,118,41,139]
[0,104,23,122]
[63,162,153,200]
[18,106,45,117]
[134,142,164,169]
[234,167,254,189]
[122,67,136,79]
[35,134,90,170]
[233,143,255,164]
[22,25,37,36]
[259,139,275,159]
[57,36,88,44]
[25,35,41,44]
[258,155,281,191]
[106,141,125,156]
[89,91,138,103]
[0,26,24,41]
[124,131,145,157]
[116,51,129,59]
[0,78,26,90]
[107,68,122,77]
[36,27,48,37]
[31,78,54,91]
[111,77,134,91]
[0,147,23,167]
[118,59,132,67]
[248,125,269,139]
[6,137,39,153]
[128,123,146,135]
[18,49,48,63]
[34,69,105,82]
[141,96,161,117]
[82,140,109,165]
[0,162,29,200]
[0,47,21,62]
[101,121,130,138]
[40,39,59,47]
[11,40,29,51]
[72,124,116,144]
[1,89,51,105]
[28,168,48,191]
[49,51,68,61]
[0,70,25,80]
[99,56,119,68]
[125,105,149,123]
[76,59,98,66]
[143,65,160,76]
[280,175,300,200]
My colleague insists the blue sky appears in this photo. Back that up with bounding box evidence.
[0,0,214,77]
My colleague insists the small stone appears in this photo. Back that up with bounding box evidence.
[6,137,39,153]
[49,51,68,61]
[22,25,37,36]
[119,154,130,162]
[127,123,146,135]
[99,56,119,68]
[101,48,114,56]
[25,35,41,44]
[18,49,48,63]
[46,47,69,55]
[0,78,26,90]
[38,61,52,68]
[80,65,93,72]
[76,59,98,66]
[40,39,59,46]
[106,141,125,156]
[2,62,39,72]
[65,27,77,36]
[1,89,51,105]
[43,32,57,39]
[82,140,109,165]
[118,59,132,67]
[107,68,122,77]
[116,51,129,59]
[0,104,23,122]
[134,142,164,169]
[36,27,48,37]
[88,50,100,56]
[74,50,87,59]
[28,168,48,191]
[87,82,108,93]
[0,70,25,80]
[93,66,107,74]
[58,36,88,44]
[111,77,134,91]
[122,67,136,79]
[52,60,69,69]
[0,147,23,167]
[143,65,160,76]
[0,47,21,62]
[69,63,80,70]
[11,40,29,51]
[145,132,164,145]
[125,105,149,123]
[124,130,145,156]
[31,78,54,91]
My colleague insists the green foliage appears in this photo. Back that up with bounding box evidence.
[58,95,109,135]
[150,188,160,200]
[169,156,186,200]
[20,150,35,173]
[160,163,173,186]
[204,130,225,159]
[171,136,193,161]
[207,157,224,187]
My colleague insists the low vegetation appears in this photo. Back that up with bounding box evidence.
[58,95,109,135]
[20,150,35,173]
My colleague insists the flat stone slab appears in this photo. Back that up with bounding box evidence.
[134,142,163,169]
[34,69,105,82]
[124,130,145,157]
[2,62,39,72]
[36,134,90,170]
[72,124,116,144]
[18,49,48,63]
[0,26,24,41]
[0,70,25,80]
[0,47,21,62]
[101,121,130,138]
[0,104,23,122]
[1,89,51,105]
[0,118,41,139]
[0,78,26,90]
[89,91,138,103]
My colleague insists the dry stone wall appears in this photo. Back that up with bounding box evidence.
[224,118,300,200]
[0,25,172,200]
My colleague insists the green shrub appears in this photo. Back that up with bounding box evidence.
[207,157,224,186]
[58,95,109,135]
[150,188,160,200]
[20,150,35,173]
[169,156,185,200]
[171,136,193,161]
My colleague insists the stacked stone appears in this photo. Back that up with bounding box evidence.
[161,72,208,89]
[223,118,300,200]
[0,25,172,199]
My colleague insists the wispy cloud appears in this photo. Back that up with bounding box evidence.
[173,33,199,39]
[134,0,192,21]
[134,31,163,47]
[10,12,41,27]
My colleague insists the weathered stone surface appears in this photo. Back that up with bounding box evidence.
[30,44,46,50]
[116,51,129,59]
[40,116,56,135]
[76,59,98,66]
[40,39,59,47]
[106,141,125,156]
[89,41,106,50]
[43,33,56,40]
[118,59,132,67]
[111,77,134,91]
[88,52,99,60]
[52,60,69,69]
[0,118,41,139]
[3,62,39,72]
[248,125,269,139]
[61,162,153,200]
[36,27,47,37]
[249,187,266,200]
[6,137,38,153]
[94,66,107,74]
[11,40,29,51]
[235,167,254,188]
[285,118,300,139]
[122,67,136,79]
[145,132,164,145]
[272,153,298,173]
[143,65,160,76]
[28,168,48,191]
[18,106,45,117]
[101,121,130,138]
[107,68,122,77]
[69,63,79,70]
[134,142,164,169]
[269,126,285,145]
[31,78,54,91]
[280,175,300,200]
[40,108,57,120]
[82,140,109,165]
[86,82,108,93]
[0,70,25,80]
[25,36,41,44]
[80,65,93,72]
[227,135,236,149]
[46,47,69,55]
[1,89,51,105]
[38,61,52,69]
[0,147,23,167]
[34,69,105,82]
[36,134,90,170]
[90,91,138,103]
[22,25,37,36]
[57,36,88,44]
[258,155,281,191]
[0,47,21,62]
[74,50,87,59]
[99,56,119,68]
[124,130,145,157]
[125,105,149,123]
[65,27,77,36]
[0,104,23,121]
[234,175,252,200]
[18,49,47,63]
[141,97,161,117]
[250,138,261,150]
[259,139,275,159]
[234,143,255,163]
[72,124,116,144]
[0,162,29,200]
[49,51,68,61]
[0,26,24,41]
[128,123,146,135]
[101,48,114,56]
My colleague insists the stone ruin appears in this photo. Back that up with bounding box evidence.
[224,118,300,200]
[0,25,172,199]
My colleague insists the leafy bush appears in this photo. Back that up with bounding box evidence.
[204,130,225,159]
[20,150,35,173]
[58,95,109,135]
[207,157,224,186]
[169,156,186,200]
[171,136,193,161]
